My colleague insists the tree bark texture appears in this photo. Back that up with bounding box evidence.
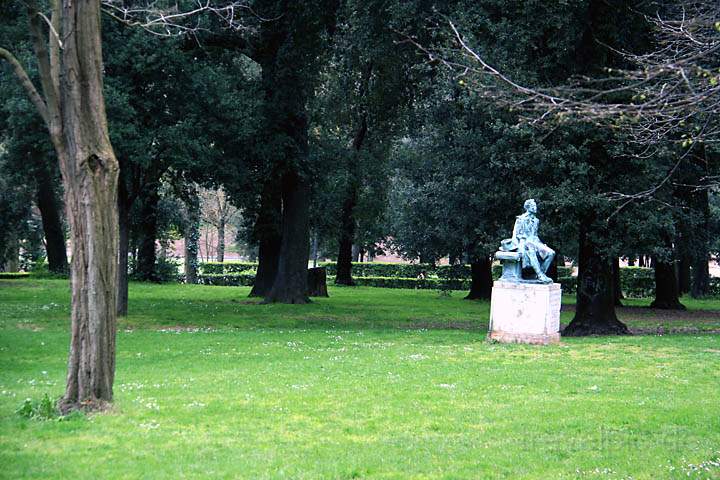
[135,185,159,282]
[335,81,369,286]
[335,190,357,286]
[563,223,629,336]
[612,257,623,306]
[56,0,120,412]
[650,258,686,310]
[465,257,493,300]
[184,195,200,285]
[547,253,559,282]
[307,267,329,297]
[117,182,130,316]
[677,254,691,295]
[690,187,711,298]
[35,163,68,274]
[249,182,282,297]
[216,217,225,263]
[3,234,20,272]
[265,171,311,304]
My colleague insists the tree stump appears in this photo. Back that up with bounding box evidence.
[307,267,329,297]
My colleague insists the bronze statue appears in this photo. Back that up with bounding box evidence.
[499,199,555,283]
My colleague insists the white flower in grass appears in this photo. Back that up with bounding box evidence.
[437,384,456,389]
[139,421,160,430]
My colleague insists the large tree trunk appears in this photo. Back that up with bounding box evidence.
[184,194,200,285]
[677,253,691,295]
[691,254,710,299]
[563,223,629,336]
[547,253,559,282]
[56,0,119,412]
[465,257,493,300]
[612,257,623,306]
[690,187,711,298]
[216,217,225,263]
[650,257,686,310]
[307,267,329,297]
[3,234,20,272]
[135,186,159,282]
[249,182,282,297]
[35,163,68,274]
[117,181,130,316]
[335,187,357,286]
[335,111,367,286]
[265,171,311,304]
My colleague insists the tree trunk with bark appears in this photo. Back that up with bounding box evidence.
[135,186,159,282]
[465,257,493,300]
[547,253,559,282]
[307,267,329,297]
[677,254,691,295]
[563,223,629,336]
[35,163,67,274]
[335,190,357,286]
[249,182,282,297]
[51,0,118,412]
[216,217,225,263]
[690,187,711,298]
[184,194,200,285]
[3,234,20,272]
[650,258,686,310]
[117,181,130,316]
[335,81,369,286]
[265,171,311,304]
[612,257,623,306]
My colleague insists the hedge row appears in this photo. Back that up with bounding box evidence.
[195,265,719,297]
[198,261,573,280]
[199,262,257,275]
[558,270,720,298]
[196,273,255,286]
[0,272,31,279]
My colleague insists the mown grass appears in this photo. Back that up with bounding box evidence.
[1,279,719,479]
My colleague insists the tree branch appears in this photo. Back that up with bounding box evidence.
[0,47,49,124]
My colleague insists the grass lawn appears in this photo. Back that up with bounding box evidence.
[1,279,719,479]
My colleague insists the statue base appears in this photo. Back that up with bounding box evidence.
[488,280,561,345]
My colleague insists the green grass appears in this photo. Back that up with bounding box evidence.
[1,279,719,479]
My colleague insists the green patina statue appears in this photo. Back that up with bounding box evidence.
[498,199,555,284]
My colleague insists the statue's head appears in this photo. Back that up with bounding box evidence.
[523,198,537,214]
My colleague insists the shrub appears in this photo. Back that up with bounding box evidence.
[196,273,256,286]
[619,267,655,299]
[558,276,577,294]
[16,394,58,420]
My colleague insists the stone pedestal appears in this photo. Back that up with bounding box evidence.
[488,281,561,345]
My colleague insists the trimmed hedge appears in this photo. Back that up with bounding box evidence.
[199,262,257,275]
[195,262,719,297]
[198,261,573,281]
[354,276,471,290]
[196,273,256,286]
[0,272,30,279]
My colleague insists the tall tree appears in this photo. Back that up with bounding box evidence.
[1,0,120,411]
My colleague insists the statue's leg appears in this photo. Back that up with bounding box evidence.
[541,249,555,274]
[526,246,544,277]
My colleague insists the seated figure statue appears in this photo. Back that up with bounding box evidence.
[499,199,555,284]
